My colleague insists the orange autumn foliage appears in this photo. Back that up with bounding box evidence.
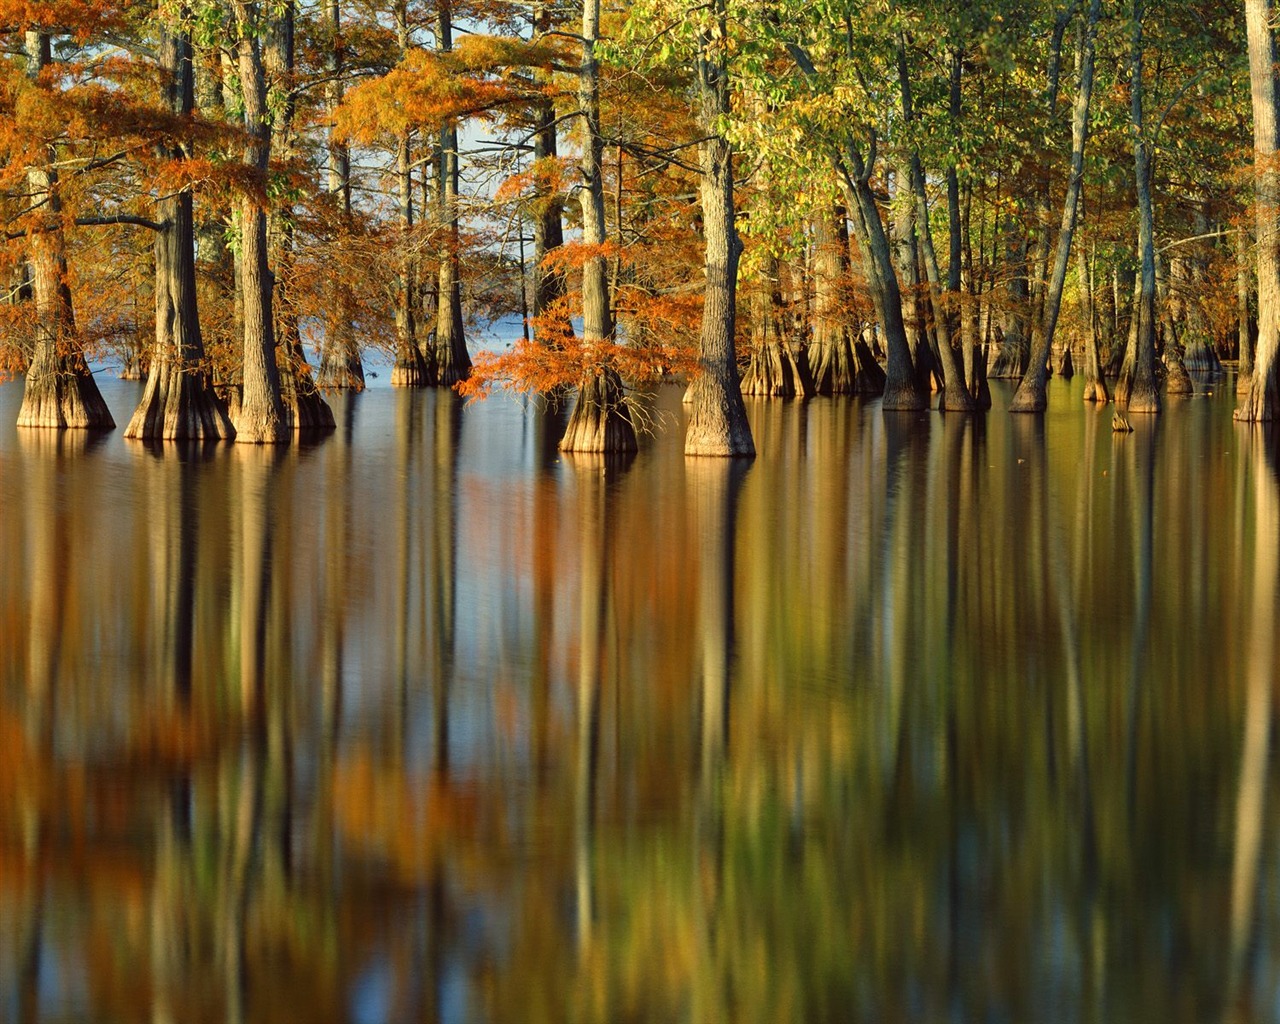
[337,45,538,142]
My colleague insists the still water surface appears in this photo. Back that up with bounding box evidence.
[0,374,1276,1023]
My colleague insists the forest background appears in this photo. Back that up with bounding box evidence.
[0,0,1274,456]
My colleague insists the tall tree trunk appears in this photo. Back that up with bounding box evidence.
[1011,0,1100,412]
[193,46,237,376]
[530,105,567,333]
[317,0,365,390]
[784,40,921,409]
[960,181,989,407]
[837,158,926,411]
[1237,0,1280,420]
[893,162,935,393]
[392,130,430,385]
[741,250,811,396]
[896,43,968,406]
[16,32,114,430]
[390,3,429,387]
[1180,201,1224,374]
[908,158,972,410]
[231,1,288,442]
[685,14,754,458]
[265,0,333,430]
[809,206,884,395]
[1025,4,1077,384]
[1079,228,1109,402]
[530,2,569,344]
[1106,264,1136,376]
[126,6,234,440]
[1115,0,1160,413]
[1238,234,1254,390]
[947,49,988,406]
[433,0,471,387]
[560,0,635,453]
[990,222,1030,376]
[1157,251,1194,393]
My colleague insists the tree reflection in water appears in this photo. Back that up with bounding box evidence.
[0,382,1279,1022]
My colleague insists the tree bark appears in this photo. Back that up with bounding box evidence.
[265,0,333,431]
[741,251,811,396]
[948,49,988,407]
[684,16,754,458]
[990,222,1030,377]
[316,0,365,390]
[231,1,288,442]
[808,206,884,395]
[434,0,472,387]
[837,162,926,411]
[907,156,972,410]
[126,5,234,440]
[530,2,569,344]
[1079,233,1109,402]
[1011,0,1100,412]
[16,31,114,431]
[560,0,635,453]
[782,40,921,409]
[1157,252,1194,394]
[1237,0,1280,420]
[1115,0,1160,413]
[1238,234,1254,390]
[390,2,430,388]
[895,42,969,407]
[893,163,935,393]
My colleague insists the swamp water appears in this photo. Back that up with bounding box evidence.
[0,373,1278,1023]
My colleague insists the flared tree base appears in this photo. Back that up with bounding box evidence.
[124,363,234,440]
[1009,378,1047,413]
[390,347,431,388]
[1184,341,1223,375]
[685,372,755,457]
[1235,375,1277,421]
[1082,376,1110,403]
[940,375,976,412]
[810,336,886,396]
[970,350,993,409]
[435,336,472,389]
[881,377,928,411]
[286,389,336,431]
[230,391,289,443]
[17,355,115,430]
[741,341,813,398]
[281,343,335,432]
[119,351,147,381]
[560,370,637,453]
[988,341,1028,379]
[1120,383,1161,414]
[1058,347,1075,379]
[1164,351,1194,395]
[317,349,366,391]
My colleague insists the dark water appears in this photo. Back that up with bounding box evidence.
[0,372,1277,1023]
